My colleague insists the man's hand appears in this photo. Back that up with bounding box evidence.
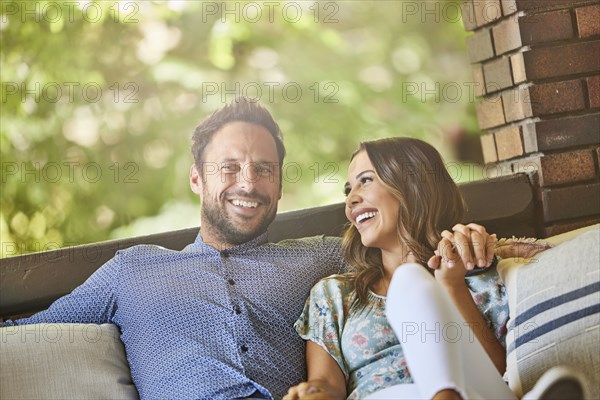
[283,379,345,400]
[427,223,496,283]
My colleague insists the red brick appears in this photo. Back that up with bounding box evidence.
[483,57,513,92]
[473,0,502,28]
[502,87,532,122]
[493,10,574,55]
[495,125,524,160]
[522,113,600,152]
[520,10,574,44]
[480,133,498,163]
[472,65,486,97]
[461,0,478,31]
[538,149,597,186]
[507,0,595,13]
[575,4,600,38]
[586,75,600,108]
[520,41,600,81]
[503,81,588,122]
[475,97,505,129]
[529,79,586,117]
[542,217,600,237]
[466,29,495,63]
[542,182,600,222]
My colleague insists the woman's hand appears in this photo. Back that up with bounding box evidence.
[428,223,496,285]
[283,379,345,400]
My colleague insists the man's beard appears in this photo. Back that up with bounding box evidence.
[201,191,276,246]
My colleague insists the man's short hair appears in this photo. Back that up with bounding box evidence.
[191,97,286,169]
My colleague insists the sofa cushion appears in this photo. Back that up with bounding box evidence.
[498,225,600,399]
[0,323,138,400]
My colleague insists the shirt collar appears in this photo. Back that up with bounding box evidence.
[187,228,269,254]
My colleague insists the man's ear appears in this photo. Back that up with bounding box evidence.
[190,164,203,195]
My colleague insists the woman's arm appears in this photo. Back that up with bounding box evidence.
[284,341,347,400]
[431,224,507,374]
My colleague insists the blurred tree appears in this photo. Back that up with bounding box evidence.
[1,0,478,257]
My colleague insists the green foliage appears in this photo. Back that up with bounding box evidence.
[1,1,478,257]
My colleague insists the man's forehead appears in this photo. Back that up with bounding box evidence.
[204,122,279,161]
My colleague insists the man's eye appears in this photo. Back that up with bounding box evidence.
[222,164,240,173]
[256,164,277,177]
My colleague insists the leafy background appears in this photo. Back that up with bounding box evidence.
[1,1,484,257]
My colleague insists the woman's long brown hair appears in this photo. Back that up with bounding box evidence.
[340,137,466,306]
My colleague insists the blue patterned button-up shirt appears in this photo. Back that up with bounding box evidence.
[4,232,344,400]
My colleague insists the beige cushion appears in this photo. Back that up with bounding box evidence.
[498,225,600,399]
[0,323,138,400]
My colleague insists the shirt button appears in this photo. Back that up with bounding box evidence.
[234,306,242,315]
[221,251,230,258]
[241,345,248,352]
[227,278,235,285]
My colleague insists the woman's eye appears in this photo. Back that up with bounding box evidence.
[343,187,351,196]
[360,176,373,184]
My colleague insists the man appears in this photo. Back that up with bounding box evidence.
[2,98,497,399]
[3,97,345,399]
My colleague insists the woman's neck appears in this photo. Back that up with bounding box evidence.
[381,246,415,277]
[373,246,416,296]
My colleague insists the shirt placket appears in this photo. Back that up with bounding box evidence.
[220,250,250,361]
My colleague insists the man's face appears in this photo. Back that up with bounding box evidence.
[190,122,282,248]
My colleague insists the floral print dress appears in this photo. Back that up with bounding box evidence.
[294,268,509,399]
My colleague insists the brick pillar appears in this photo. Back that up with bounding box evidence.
[461,0,600,237]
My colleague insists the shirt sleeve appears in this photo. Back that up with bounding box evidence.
[294,277,350,379]
[465,265,509,347]
[2,253,121,327]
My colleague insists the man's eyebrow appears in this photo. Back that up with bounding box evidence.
[219,159,277,164]
[255,161,278,165]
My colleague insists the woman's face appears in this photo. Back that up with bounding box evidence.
[344,150,401,251]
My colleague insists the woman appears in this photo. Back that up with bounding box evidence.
[284,138,514,400]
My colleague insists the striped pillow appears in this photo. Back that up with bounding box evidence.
[498,225,599,399]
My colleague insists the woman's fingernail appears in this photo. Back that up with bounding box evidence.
[307,387,318,394]
[467,261,474,269]
[479,258,485,267]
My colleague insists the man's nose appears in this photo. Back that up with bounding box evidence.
[238,165,259,189]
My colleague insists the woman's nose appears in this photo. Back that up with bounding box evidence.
[345,189,361,206]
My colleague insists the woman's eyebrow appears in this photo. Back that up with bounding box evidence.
[355,170,375,180]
